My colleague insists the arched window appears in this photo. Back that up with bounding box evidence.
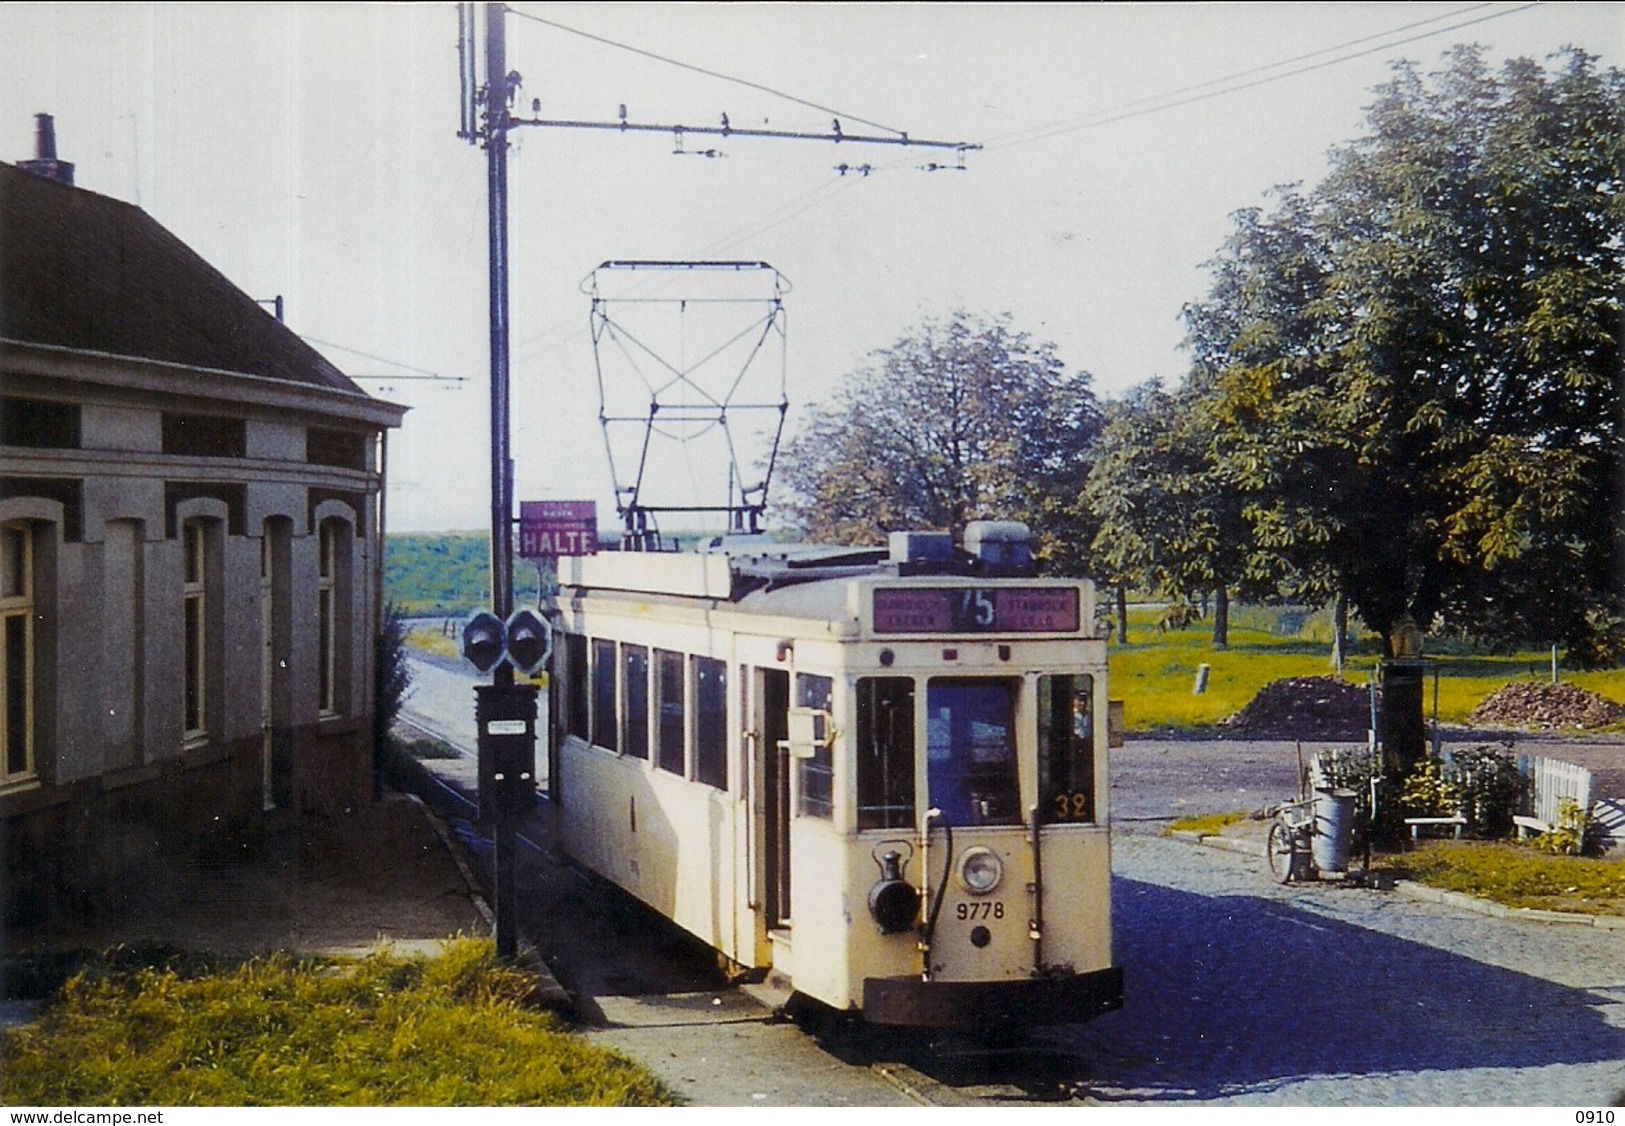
[2,521,35,785]
[181,518,211,741]
[316,517,352,717]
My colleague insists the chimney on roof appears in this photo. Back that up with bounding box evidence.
[18,113,75,185]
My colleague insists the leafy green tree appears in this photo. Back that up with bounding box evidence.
[1085,380,1266,648]
[1184,47,1623,659]
[778,309,1104,574]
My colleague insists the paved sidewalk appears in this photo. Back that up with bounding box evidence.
[5,790,490,960]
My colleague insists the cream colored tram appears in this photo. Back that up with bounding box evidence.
[550,523,1123,1028]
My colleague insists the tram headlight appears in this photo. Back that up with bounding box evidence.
[957,846,1003,895]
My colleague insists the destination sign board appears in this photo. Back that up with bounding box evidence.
[519,500,598,560]
[872,586,1079,635]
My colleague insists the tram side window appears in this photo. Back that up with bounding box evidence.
[795,674,833,819]
[591,639,618,751]
[926,679,1020,827]
[655,649,685,775]
[856,677,914,830]
[622,644,649,759]
[693,657,727,790]
[1038,674,1095,824]
[563,633,589,741]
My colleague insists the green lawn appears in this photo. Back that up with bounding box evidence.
[1110,605,1625,733]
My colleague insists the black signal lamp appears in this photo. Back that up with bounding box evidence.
[505,607,552,675]
[462,610,506,673]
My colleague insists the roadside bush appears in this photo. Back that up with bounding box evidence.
[1530,798,1606,858]
[376,601,413,735]
[1313,747,1380,822]
[1398,756,1464,819]
[1447,744,1527,839]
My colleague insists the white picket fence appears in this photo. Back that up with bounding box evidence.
[1306,747,1598,842]
[1514,755,1594,837]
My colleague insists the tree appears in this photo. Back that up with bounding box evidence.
[1085,380,1268,648]
[778,310,1104,573]
[1184,47,1624,659]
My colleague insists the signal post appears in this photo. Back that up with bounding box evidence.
[463,607,551,958]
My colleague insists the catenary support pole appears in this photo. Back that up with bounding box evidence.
[484,1,518,961]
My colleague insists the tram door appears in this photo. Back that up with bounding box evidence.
[757,668,791,927]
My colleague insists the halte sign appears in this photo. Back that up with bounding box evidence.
[519,500,598,559]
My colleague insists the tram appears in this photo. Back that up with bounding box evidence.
[549,521,1123,1028]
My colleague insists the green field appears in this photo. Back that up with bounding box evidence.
[1110,605,1625,733]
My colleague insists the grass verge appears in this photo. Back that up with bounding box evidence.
[1165,809,1624,917]
[397,734,462,761]
[1166,811,1252,837]
[0,937,678,1107]
[406,625,462,663]
[1380,841,1625,917]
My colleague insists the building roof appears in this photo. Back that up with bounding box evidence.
[1,162,363,394]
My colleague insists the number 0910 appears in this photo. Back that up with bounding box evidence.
[1577,1113,1614,1124]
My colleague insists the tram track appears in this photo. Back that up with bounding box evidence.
[394,713,1086,1105]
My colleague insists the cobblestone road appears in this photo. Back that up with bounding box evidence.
[1054,833,1625,1105]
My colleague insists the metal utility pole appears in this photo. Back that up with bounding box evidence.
[482,0,521,961]
[485,1,515,640]
[459,0,978,963]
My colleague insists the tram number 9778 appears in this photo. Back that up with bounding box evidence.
[955,901,1005,921]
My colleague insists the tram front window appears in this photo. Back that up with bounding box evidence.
[926,679,1019,827]
[857,677,914,830]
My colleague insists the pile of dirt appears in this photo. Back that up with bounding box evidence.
[1222,676,1375,739]
[1467,682,1625,730]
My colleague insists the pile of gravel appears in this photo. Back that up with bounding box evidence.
[1222,676,1375,739]
[1467,682,1625,730]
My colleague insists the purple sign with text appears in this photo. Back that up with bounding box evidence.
[519,500,598,559]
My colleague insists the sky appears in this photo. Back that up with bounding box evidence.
[4,2,1622,534]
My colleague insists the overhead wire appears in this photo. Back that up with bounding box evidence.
[984,2,1541,153]
[511,175,857,365]
[986,2,1506,150]
[300,334,467,383]
[503,3,908,137]
[504,1,1542,367]
[503,0,890,361]
[652,1,1547,269]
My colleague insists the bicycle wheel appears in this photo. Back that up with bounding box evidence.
[1266,820,1299,883]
